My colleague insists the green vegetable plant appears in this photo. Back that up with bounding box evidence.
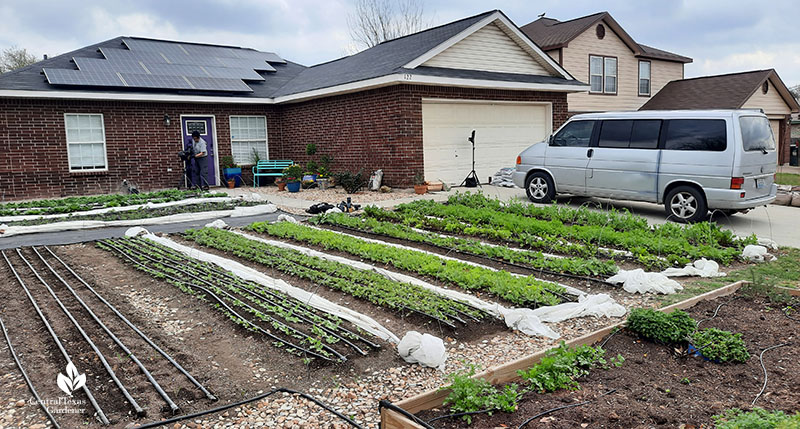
[247,221,566,307]
[690,328,750,363]
[712,407,800,428]
[333,170,367,194]
[441,365,519,424]
[626,308,697,343]
[517,341,613,393]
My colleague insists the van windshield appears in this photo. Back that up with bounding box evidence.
[740,116,775,152]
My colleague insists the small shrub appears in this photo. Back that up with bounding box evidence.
[712,407,800,428]
[626,308,696,343]
[690,328,750,363]
[441,365,519,424]
[333,170,367,194]
[517,341,611,393]
[282,165,304,182]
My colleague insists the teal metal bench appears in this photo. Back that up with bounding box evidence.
[252,160,294,187]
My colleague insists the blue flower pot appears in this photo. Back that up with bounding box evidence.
[287,181,301,193]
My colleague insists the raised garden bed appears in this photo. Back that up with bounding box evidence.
[382,281,800,428]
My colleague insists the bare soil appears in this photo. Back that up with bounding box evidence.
[418,291,800,428]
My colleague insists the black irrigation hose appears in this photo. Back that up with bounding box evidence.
[135,237,382,350]
[31,247,180,413]
[43,246,217,401]
[427,407,496,424]
[109,239,348,362]
[752,343,792,406]
[102,240,340,362]
[695,296,739,330]
[0,315,61,429]
[319,222,611,291]
[378,400,437,429]
[599,328,622,350]
[15,248,146,417]
[134,387,364,429]
[1,251,110,425]
[517,389,617,429]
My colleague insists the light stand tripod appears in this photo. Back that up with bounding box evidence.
[459,130,481,188]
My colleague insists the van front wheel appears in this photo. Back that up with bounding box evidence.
[665,186,707,223]
[526,172,555,203]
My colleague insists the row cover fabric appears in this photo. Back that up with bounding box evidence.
[606,269,683,294]
[397,331,446,370]
[127,228,400,344]
[742,244,775,262]
[661,258,726,278]
[530,294,626,323]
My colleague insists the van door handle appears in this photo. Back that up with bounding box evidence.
[587,149,594,158]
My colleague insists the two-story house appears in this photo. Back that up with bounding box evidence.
[521,11,692,114]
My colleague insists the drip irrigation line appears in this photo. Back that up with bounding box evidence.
[517,389,617,429]
[427,407,496,424]
[136,237,382,350]
[378,400,437,429]
[102,240,340,362]
[134,387,363,429]
[320,223,611,291]
[112,240,347,362]
[15,248,146,416]
[1,250,110,425]
[43,246,217,402]
[0,315,61,429]
[752,342,792,406]
[599,328,621,349]
[784,307,799,323]
[398,304,458,329]
[31,247,180,413]
[696,296,739,330]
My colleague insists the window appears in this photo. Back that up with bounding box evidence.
[65,113,107,171]
[598,120,661,149]
[551,121,595,147]
[664,120,727,151]
[229,116,268,165]
[604,57,617,93]
[589,55,617,94]
[740,116,775,152]
[638,61,651,96]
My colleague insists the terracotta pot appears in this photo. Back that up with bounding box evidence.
[414,184,428,195]
[227,180,235,189]
[277,181,287,191]
[426,181,443,192]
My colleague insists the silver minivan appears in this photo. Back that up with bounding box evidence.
[513,110,778,222]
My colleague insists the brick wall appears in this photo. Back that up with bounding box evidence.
[0,85,568,200]
[274,85,568,185]
[0,98,275,200]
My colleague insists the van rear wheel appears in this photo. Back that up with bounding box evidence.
[525,172,555,203]
[665,186,707,223]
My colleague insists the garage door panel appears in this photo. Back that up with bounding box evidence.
[423,102,549,184]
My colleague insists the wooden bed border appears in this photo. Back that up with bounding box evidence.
[380,280,748,428]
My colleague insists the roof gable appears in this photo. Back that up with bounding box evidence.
[640,69,799,113]
[420,22,554,76]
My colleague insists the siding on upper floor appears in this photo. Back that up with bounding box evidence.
[559,20,684,112]
[422,22,552,76]
[742,78,792,116]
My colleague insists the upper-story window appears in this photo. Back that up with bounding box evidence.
[639,61,651,96]
[589,55,617,94]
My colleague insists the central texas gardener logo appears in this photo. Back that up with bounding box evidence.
[57,362,86,396]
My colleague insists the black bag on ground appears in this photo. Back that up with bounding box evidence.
[306,202,335,214]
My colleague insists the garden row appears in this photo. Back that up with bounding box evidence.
[245,221,568,307]
[98,237,379,362]
[0,189,225,216]
[368,194,754,268]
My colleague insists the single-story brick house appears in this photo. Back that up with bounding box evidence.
[640,69,800,165]
[0,10,587,200]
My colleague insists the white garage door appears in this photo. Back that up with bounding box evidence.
[422,101,550,184]
[769,119,781,146]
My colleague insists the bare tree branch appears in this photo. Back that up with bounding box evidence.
[0,46,38,73]
[789,84,800,101]
[347,0,432,51]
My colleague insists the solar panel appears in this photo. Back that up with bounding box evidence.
[101,47,172,64]
[186,76,253,92]
[233,49,286,64]
[119,73,194,90]
[43,68,124,86]
[212,57,275,71]
[74,57,147,74]
[143,63,207,78]
[123,39,192,59]
[204,66,264,81]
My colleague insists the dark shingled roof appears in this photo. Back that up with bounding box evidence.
[640,69,800,112]
[520,12,692,63]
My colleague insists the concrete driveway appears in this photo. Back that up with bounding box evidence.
[398,186,799,248]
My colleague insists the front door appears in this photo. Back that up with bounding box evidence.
[181,116,217,187]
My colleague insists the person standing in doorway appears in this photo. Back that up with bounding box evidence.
[191,130,209,190]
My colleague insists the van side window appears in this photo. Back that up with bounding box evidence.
[740,116,775,152]
[551,121,594,147]
[598,120,661,149]
[664,119,727,151]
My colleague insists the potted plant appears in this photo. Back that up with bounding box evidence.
[221,156,241,187]
[317,166,330,190]
[414,173,427,195]
[274,177,287,191]
[283,164,304,193]
[227,178,236,189]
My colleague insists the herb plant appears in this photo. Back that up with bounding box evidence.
[626,308,697,343]
[712,407,800,428]
[690,328,750,363]
[441,365,519,424]
[517,341,613,393]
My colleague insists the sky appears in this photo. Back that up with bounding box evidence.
[1,0,798,87]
